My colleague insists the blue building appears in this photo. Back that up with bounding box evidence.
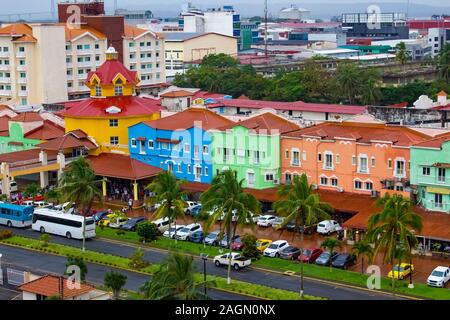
[128,107,234,184]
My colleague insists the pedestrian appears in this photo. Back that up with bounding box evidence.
[121,207,127,214]
[128,198,133,211]
[107,208,113,214]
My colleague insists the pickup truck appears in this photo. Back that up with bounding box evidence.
[213,252,252,270]
[427,266,450,288]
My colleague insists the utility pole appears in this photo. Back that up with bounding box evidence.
[264,0,268,58]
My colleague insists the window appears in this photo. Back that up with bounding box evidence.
[320,177,328,185]
[177,164,181,172]
[203,145,209,154]
[110,136,119,145]
[148,140,154,149]
[147,42,151,46]
[140,42,145,47]
[131,139,137,147]
[365,182,373,190]
[336,154,340,164]
[292,150,300,166]
[161,142,169,150]
[324,153,333,169]
[331,178,338,186]
[114,85,123,96]
[95,85,102,97]
[438,168,446,183]
[18,46,25,52]
[109,119,118,127]
[184,144,190,153]
[84,44,90,50]
[187,165,191,174]
[247,172,255,185]
[95,43,99,49]
[354,180,363,189]
[352,155,356,166]
[359,156,368,173]
[129,42,135,48]
[371,157,376,167]
[195,166,202,180]
[302,150,307,161]
[388,159,392,169]
[395,160,405,177]
[422,167,430,176]
[285,150,289,159]
[77,45,83,50]
[205,167,209,176]
[194,145,200,158]
[265,173,274,181]
[318,153,322,162]
[168,163,173,173]
[435,194,443,208]
[19,60,25,66]
[285,173,292,184]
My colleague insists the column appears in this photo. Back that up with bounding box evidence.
[102,177,107,197]
[133,180,138,201]
[56,152,66,180]
[1,162,11,197]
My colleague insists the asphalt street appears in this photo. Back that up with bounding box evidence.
[0,226,403,300]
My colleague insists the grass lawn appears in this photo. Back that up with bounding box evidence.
[96,226,450,300]
[0,235,320,300]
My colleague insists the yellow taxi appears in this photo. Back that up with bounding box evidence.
[256,239,273,253]
[388,263,414,280]
[98,213,120,227]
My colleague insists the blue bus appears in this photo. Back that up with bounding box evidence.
[0,202,34,228]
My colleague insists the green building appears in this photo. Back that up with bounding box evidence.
[340,45,391,55]
[211,112,299,190]
[410,133,450,213]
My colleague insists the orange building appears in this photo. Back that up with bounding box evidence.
[280,117,431,198]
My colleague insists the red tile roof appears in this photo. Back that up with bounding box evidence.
[412,132,450,149]
[160,90,195,98]
[283,122,431,147]
[11,112,43,122]
[62,96,161,117]
[193,91,228,100]
[207,98,367,115]
[0,23,37,42]
[0,115,10,132]
[18,275,95,299]
[67,129,89,139]
[36,133,97,151]
[0,149,57,164]
[217,112,300,133]
[86,59,139,86]
[87,153,162,180]
[143,107,234,131]
[24,120,65,140]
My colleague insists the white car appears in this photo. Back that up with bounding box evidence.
[213,252,252,270]
[151,217,171,233]
[33,201,53,208]
[263,240,289,258]
[427,266,450,287]
[163,225,185,239]
[175,223,202,241]
[257,215,277,227]
[0,180,18,193]
[317,220,342,235]
[271,217,286,230]
[184,201,200,215]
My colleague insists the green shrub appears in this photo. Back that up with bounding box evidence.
[128,248,149,270]
[116,230,125,236]
[0,230,13,240]
[242,234,260,261]
[136,222,159,243]
[39,234,50,247]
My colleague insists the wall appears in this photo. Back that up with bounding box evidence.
[368,106,444,126]
[183,33,238,62]
[0,122,41,154]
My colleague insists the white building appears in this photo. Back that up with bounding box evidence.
[428,28,450,57]
[279,5,311,21]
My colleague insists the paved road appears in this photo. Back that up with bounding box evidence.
[0,244,254,300]
[0,226,404,300]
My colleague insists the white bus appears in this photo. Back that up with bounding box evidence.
[32,208,96,240]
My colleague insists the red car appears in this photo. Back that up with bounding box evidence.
[230,236,245,251]
[299,248,323,263]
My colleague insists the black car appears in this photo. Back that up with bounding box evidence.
[315,251,339,266]
[279,246,301,260]
[285,222,316,235]
[120,217,146,231]
[331,253,356,269]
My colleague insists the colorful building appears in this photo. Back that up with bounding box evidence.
[280,116,431,197]
[410,133,450,213]
[128,106,234,184]
[211,112,300,189]
[63,47,161,155]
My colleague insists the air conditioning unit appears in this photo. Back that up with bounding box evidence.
[311,184,318,190]
[337,187,344,193]
[273,179,279,185]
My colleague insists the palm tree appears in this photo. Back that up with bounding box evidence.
[140,252,209,300]
[395,42,411,84]
[200,169,260,285]
[320,237,342,272]
[104,271,127,300]
[58,157,102,251]
[273,174,333,298]
[25,183,41,200]
[352,240,374,274]
[437,43,450,83]
[335,63,360,104]
[360,69,381,105]
[366,194,422,294]
[146,171,187,244]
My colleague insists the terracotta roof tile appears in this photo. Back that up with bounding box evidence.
[24,120,65,140]
[0,149,57,164]
[0,23,33,37]
[143,107,234,131]
[160,90,195,98]
[123,24,154,38]
[18,275,95,299]
[0,115,10,132]
[36,133,97,151]
[86,60,138,86]
[217,112,300,133]
[412,132,450,149]
[11,112,43,123]
[63,24,107,41]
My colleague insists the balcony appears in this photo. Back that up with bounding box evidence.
[77,49,93,55]
[77,73,87,80]
[0,52,10,58]
[0,90,12,96]
[19,90,28,97]
[129,47,137,53]
[78,61,94,68]
[427,200,450,213]
[16,52,26,58]
[17,64,27,71]
[394,171,406,179]
[18,77,27,84]
[0,77,11,84]
[437,176,446,184]
[0,65,10,71]
[291,160,300,167]
[140,46,152,52]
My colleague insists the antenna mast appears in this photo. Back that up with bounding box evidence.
[264,0,268,58]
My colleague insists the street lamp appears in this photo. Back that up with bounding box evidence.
[200,253,209,296]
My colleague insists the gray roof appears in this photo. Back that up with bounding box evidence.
[163,32,203,41]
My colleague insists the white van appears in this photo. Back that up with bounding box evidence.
[151,217,171,233]
[317,220,342,235]
[0,181,18,194]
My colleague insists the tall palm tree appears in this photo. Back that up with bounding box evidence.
[366,194,422,294]
[335,63,360,104]
[200,169,260,285]
[320,237,342,272]
[273,174,333,298]
[352,240,374,274]
[395,42,411,84]
[140,252,209,300]
[437,43,450,83]
[360,69,381,105]
[146,171,187,244]
[58,157,102,251]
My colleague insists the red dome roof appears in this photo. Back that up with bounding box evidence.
[86,59,139,86]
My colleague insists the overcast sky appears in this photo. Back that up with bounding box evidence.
[1,0,448,17]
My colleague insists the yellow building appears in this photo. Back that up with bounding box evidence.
[63,47,161,155]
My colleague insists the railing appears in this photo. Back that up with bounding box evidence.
[10,159,58,172]
[0,65,10,71]
[291,160,300,167]
[16,52,26,58]
[0,90,12,96]
[18,90,28,97]
[18,78,27,84]
[0,77,11,83]
[428,200,450,212]
[437,176,446,183]
[0,52,10,58]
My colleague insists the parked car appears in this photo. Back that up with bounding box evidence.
[231,236,245,251]
[286,222,316,235]
[263,240,289,258]
[33,201,53,208]
[279,246,301,260]
[317,220,342,235]
[188,230,204,243]
[99,213,126,227]
[204,230,221,246]
[272,217,286,230]
[256,239,272,253]
[190,205,203,217]
[109,216,129,229]
[121,217,146,231]
[0,180,18,193]
[93,211,108,222]
[331,253,356,269]
[175,223,202,241]
[299,248,323,263]
[163,225,185,239]
[218,210,237,222]
[184,201,200,215]
[315,251,339,266]
[213,252,251,270]
[427,266,450,288]
[220,234,240,248]
[388,263,414,280]
[257,215,277,227]
[151,217,171,233]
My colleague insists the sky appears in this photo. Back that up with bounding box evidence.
[0,0,449,18]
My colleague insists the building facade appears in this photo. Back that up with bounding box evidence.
[410,133,450,213]
[128,106,234,184]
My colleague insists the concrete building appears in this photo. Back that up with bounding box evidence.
[163,32,238,78]
[0,23,68,105]
[115,8,154,25]
[279,5,311,21]
[428,28,450,57]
